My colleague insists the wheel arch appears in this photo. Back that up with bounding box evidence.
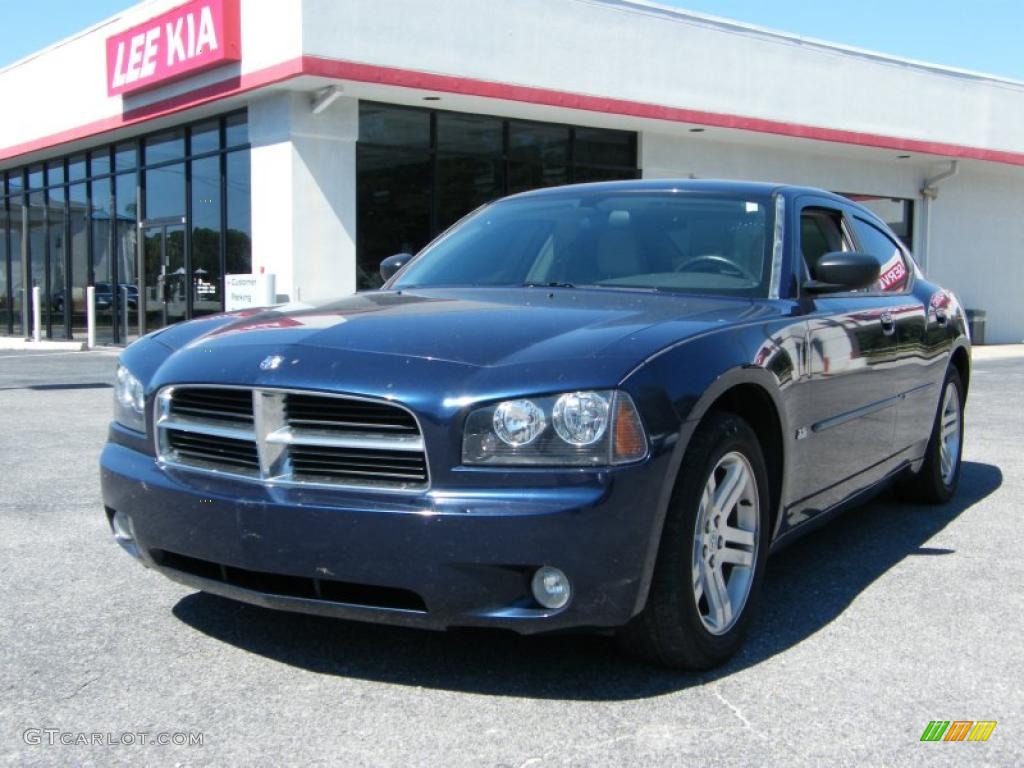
[631,366,791,617]
[700,382,785,538]
[950,342,971,398]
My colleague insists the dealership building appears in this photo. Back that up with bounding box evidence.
[2,0,1023,344]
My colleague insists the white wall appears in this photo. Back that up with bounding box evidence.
[249,91,357,303]
[926,165,1024,343]
[300,0,1024,155]
[4,0,1024,161]
[642,132,921,197]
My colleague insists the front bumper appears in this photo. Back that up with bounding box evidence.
[100,440,667,634]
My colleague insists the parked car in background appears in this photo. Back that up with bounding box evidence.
[52,282,138,313]
[101,180,969,668]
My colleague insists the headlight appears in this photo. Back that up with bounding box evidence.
[113,364,146,433]
[492,399,547,446]
[462,390,647,466]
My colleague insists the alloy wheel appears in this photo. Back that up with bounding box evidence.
[691,451,760,635]
[939,381,962,487]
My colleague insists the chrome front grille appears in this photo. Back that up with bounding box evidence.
[156,386,428,491]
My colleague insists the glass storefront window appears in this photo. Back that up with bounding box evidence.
[27,188,46,336]
[225,112,248,148]
[145,129,185,165]
[115,142,138,172]
[360,104,430,148]
[225,149,251,277]
[68,156,86,183]
[144,163,185,220]
[2,111,249,341]
[436,112,505,232]
[190,121,220,156]
[509,121,570,194]
[89,149,111,177]
[357,146,431,288]
[0,199,8,333]
[115,173,138,341]
[190,155,221,315]
[356,103,639,289]
[68,183,88,337]
[574,127,636,168]
[46,160,65,187]
[91,176,115,343]
[9,194,24,336]
[47,185,67,337]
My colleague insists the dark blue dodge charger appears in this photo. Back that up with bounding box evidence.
[101,180,970,668]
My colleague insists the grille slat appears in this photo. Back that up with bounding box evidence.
[293,459,425,472]
[171,407,251,423]
[166,430,260,471]
[286,418,415,431]
[285,394,418,435]
[169,387,254,424]
[291,468,426,482]
[286,445,426,462]
[158,387,428,490]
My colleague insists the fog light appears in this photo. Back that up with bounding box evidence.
[111,509,135,543]
[531,566,571,610]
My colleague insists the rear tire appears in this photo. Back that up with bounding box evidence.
[897,367,965,505]
[617,411,770,669]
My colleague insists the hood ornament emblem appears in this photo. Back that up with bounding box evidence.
[259,355,284,371]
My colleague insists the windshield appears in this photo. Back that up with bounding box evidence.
[393,191,775,297]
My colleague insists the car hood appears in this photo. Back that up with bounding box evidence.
[153,287,770,370]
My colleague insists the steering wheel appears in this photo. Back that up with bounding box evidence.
[674,254,758,283]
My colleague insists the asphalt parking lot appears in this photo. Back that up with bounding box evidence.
[1,347,1021,767]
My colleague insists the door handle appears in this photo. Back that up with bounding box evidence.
[880,311,895,336]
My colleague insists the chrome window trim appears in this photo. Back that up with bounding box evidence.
[768,193,785,300]
[155,384,431,493]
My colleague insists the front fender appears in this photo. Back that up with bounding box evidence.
[618,316,803,615]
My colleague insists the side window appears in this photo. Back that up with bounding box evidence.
[799,207,849,278]
[851,217,910,293]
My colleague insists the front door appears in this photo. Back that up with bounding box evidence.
[787,197,904,521]
[141,221,186,332]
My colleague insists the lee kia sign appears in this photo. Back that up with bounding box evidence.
[106,0,241,97]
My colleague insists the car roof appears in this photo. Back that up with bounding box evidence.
[505,178,851,205]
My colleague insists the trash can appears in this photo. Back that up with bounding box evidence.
[965,309,986,345]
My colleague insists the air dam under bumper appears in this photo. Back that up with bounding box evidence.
[100,441,664,633]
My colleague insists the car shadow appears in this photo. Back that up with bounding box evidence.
[172,460,1001,700]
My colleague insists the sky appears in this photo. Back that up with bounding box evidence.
[0,0,1020,81]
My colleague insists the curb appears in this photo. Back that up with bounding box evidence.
[971,344,1024,361]
[0,338,89,352]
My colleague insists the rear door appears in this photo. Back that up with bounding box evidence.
[788,196,905,515]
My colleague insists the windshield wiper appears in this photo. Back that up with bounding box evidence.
[520,281,576,289]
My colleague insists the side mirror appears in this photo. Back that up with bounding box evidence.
[379,252,414,283]
[804,251,880,293]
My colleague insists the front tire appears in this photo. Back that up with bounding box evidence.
[897,367,965,504]
[618,412,770,669]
